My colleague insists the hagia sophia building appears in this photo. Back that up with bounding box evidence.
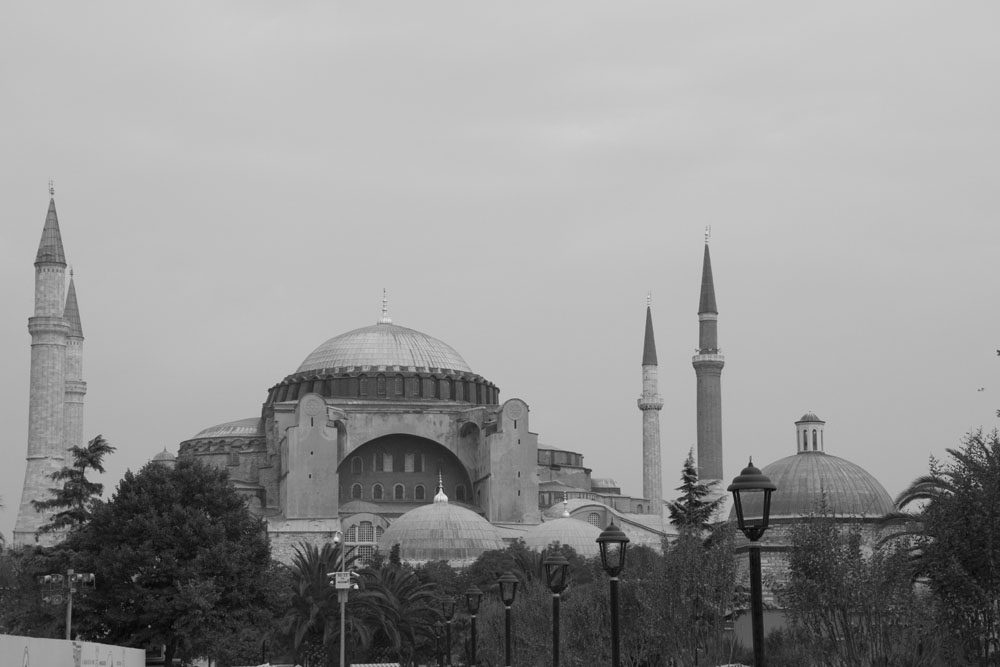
[13,193,896,570]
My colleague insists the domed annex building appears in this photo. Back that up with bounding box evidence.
[730,412,895,636]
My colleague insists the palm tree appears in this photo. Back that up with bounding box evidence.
[284,541,397,667]
[360,563,441,664]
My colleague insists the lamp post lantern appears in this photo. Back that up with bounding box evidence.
[440,596,456,666]
[464,585,483,667]
[728,459,777,667]
[544,552,570,667]
[597,523,630,667]
[498,572,519,667]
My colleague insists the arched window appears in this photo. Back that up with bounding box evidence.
[394,375,404,395]
[372,484,384,500]
[359,375,368,396]
[376,374,386,396]
[374,451,385,472]
[588,512,601,527]
[394,484,405,500]
[455,484,467,502]
[359,521,374,542]
[413,453,424,473]
[351,484,362,500]
[812,429,818,450]
[346,525,358,542]
[351,456,363,474]
[637,504,643,514]
[415,484,426,501]
[802,430,808,451]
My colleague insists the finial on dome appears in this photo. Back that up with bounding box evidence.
[562,497,570,518]
[646,291,652,308]
[377,288,393,325]
[433,471,448,503]
[49,179,55,197]
[705,225,711,245]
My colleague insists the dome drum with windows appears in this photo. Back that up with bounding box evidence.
[265,318,499,406]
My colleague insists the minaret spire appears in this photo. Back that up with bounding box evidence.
[16,191,73,545]
[638,296,664,517]
[692,233,725,484]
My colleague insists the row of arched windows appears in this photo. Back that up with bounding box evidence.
[349,483,467,502]
[268,373,500,406]
[350,453,425,474]
[801,429,822,451]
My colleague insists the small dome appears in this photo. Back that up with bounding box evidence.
[152,448,176,462]
[297,322,472,374]
[734,452,893,520]
[378,501,504,565]
[523,517,602,557]
[797,412,824,423]
[191,417,263,439]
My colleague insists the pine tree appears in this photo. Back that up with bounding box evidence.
[667,448,724,532]
[31,434,116,534]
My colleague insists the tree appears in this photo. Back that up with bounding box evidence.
[891,429,1000,666]
[668,448,724,533]
[63,459,274,667]
[780,505,944,667]
[31,434,116,534]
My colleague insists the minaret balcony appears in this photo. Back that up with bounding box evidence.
[692,352,725,364]
[637,398,664,411]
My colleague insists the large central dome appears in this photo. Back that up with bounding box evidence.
[297,322,473,374]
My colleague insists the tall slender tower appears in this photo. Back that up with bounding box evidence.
[692,230,724,484]
[63,272,87,456]
[638,295,664,516]
[14,191,81,546]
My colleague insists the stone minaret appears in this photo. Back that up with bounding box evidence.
[692,232,724,484]
[63,272,87,456]
[638,296,664,516]
[14,193,77,546]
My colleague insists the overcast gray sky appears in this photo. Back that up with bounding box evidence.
[3,2,999,540]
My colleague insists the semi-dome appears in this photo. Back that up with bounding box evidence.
[297,322,472,374]
[755,452,894,519]
[523,513,602,557]
[190,417,263,439]
[378,488,504,565]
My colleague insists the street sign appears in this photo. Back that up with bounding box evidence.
[334,572,352,589]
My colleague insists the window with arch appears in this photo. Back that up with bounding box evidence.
[413,453,424,473]
[358,521,374,542]
[351,456,363,474]
[394,375,404,395]
[376,374,386,396]
[802,431,808,451]
[374,451,385,472]
[351,484,362,500]
[414,484,426,501]
[394,484,405,500]
[812,429,818,450]
[372,483,384,500]
[359,375,368,395]
[637,504,643,514]
[455,484,467,502]
[588,512,601,527]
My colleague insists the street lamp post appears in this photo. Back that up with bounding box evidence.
[464,585,483,667]
[728,459,777,667]
[38,569,95,640]
[433,621,445,667]
[329,531,351,667]
[440,596,456,666]
[544,553,570,667]
[597,523,630,667]
[497,572,519,667]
